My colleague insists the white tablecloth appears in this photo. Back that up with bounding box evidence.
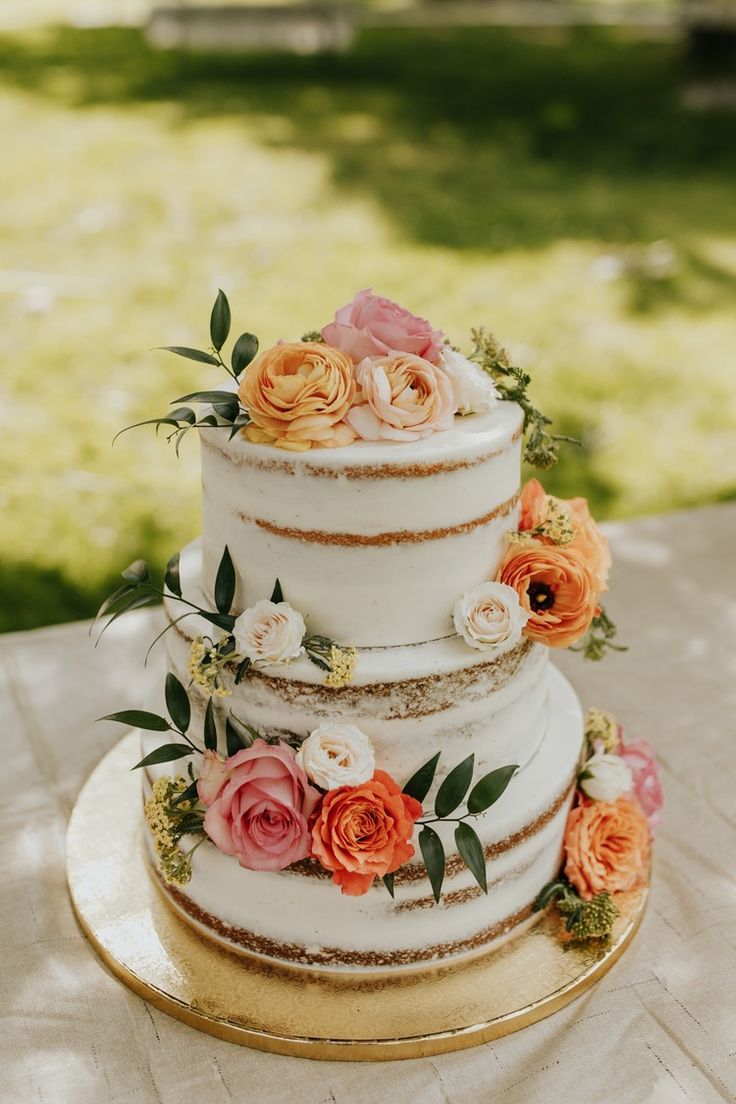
[3,504,735,1103]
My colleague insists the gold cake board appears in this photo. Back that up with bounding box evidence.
[67,732,648,1061]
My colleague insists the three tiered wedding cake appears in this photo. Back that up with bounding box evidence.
[99,290,660,975]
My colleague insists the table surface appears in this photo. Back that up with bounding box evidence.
[3,503,736,1104]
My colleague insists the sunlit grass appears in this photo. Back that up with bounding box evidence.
[1,24,735,631]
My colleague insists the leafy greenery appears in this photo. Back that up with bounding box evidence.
[572,607,628,661]
[2,23,735,632]
[533,877,619,939]
[400,752,519,902]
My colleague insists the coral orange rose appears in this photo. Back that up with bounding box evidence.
[310,770,423,896]
[238,341,356,452]
[519,479,611,593]
[497,541,599,648]
[563,796,650,900]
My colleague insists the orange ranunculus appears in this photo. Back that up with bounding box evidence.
[563,796,650,900]
[310,770,423,896]
[518,479,611,593]
[497,540,598,648]
[238,341,356,452]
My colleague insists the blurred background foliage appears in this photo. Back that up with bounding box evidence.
[1,12,735,632]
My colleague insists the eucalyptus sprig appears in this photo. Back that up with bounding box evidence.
[469,327,579,469]
[572,607,627,662]
[115,290,257,453]
[382,753,519,902]
[533,877,618,940]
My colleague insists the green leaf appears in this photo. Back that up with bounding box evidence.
[234,657,251,684]
[164,552,182,598]
[203,697,217,751]
[199,610,236,632]
[466,764,518,815]
[167,406,196,424]
[270,578,284,604]
[455,822,487,893]
[210,289,231,351]
[214,546,236,615]
[213,398,240,422]
[165,672,191,734]
[231,332,259,377]
[122,559,150,584]
[402,751,441,804]
[382,873,395,899]
[532,880,568,912]
[112,416,185,444]
[419,826,445,904]
[156,346,219,365]
[98,709,170,731]
[94,593,158,644]
[228,413,251,441]
[94,582,135,622]
[173,390,240,406]
[225,717,248,756]
[131,743,194,771]
[434,753,475,818]
[171,779,200,806]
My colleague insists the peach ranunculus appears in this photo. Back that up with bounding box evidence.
[198,739,321,871]
[238,341,356,452]
[346,354,457,442]
[321,288,444,364]
[563,796,651,900]
[310,770,423,896]
[497,540,599,648]
[519,479,611,593]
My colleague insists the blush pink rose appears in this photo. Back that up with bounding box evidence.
[199,739,321,871]
[321,289,444,364]
[619,738,664,828]
[346,353,457,442]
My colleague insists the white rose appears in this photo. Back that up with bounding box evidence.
[296,722,375,790]
[439,347,498,415]
[579,752,633,802]
[233,599,306,665]
[453,581,528,652]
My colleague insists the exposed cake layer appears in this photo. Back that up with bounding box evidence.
[199,402,523,647]
[164,541,550,781]
[143,664,582,972]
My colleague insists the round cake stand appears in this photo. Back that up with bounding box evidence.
[67,733,648,1061]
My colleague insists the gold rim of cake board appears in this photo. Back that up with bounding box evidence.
[66,732,648,1062]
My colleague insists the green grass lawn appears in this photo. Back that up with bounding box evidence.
[1,23,735,632]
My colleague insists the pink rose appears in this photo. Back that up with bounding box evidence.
[321,289,444,364]
[346,353,457,442]
[619,738,664,829]
[199,739,321,871]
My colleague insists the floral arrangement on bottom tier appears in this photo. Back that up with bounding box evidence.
[533,706,663,940]
[105,667,663,941]
[106,672,519,902]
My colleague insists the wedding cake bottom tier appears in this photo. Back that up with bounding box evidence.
[142,665,582,974]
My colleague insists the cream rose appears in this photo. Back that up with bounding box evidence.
[453,581,528,652]
[579,752,633,802]
[346,353,457,442]
[296,722,375,791]
[233,599,306,665]
[439,347,498,415]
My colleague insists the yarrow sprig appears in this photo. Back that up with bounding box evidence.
[144,774,207,886]
[469,327,579,469]
[533,878,619,940]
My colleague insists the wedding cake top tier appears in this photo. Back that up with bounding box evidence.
[199,402,523,647]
